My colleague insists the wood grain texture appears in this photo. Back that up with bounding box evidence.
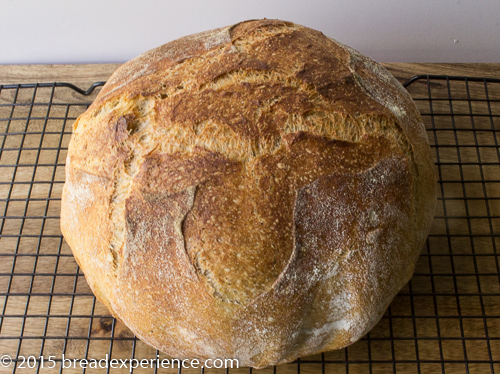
[2,62,499,85]
[0,63,499,372]
[0,64,119,85]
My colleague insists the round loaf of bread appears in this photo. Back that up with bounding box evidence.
[61,19,437,368]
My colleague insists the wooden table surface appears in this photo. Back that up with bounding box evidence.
[1,62,500,86]
[0,63,499,373]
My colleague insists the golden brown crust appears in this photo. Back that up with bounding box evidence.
[60,19,437,368]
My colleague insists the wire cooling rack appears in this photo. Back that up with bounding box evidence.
[0,75,499,374]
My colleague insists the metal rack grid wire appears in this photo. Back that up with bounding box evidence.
[0,75,499,374]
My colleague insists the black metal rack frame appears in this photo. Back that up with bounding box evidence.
[0,74,499,373]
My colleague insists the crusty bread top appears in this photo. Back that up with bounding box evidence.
[62,19,437,367]
[79,19,431,179]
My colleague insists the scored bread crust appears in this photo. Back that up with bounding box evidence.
[60,19,437,368]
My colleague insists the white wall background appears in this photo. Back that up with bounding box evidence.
[2,0,499,65]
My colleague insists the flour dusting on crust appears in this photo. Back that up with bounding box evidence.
[61,19,437,369]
